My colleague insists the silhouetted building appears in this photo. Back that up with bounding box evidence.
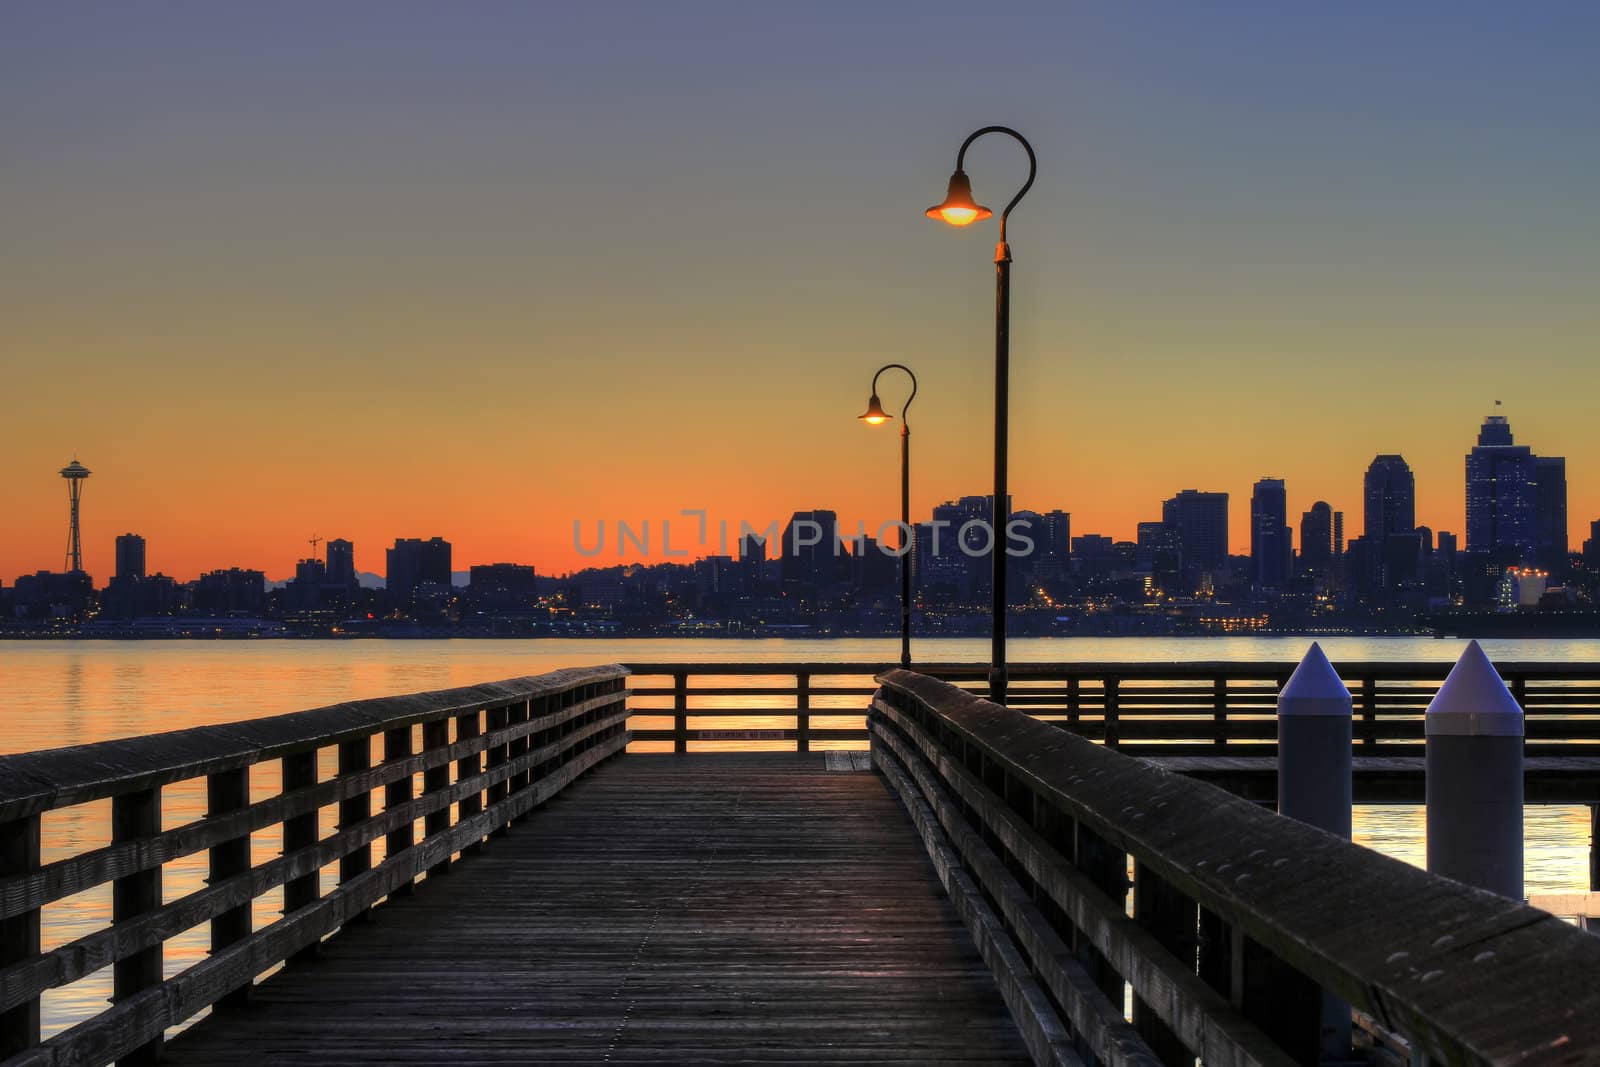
[1136,521,1181,594]
[1584,521,1600,571]
[12,570,94,622]
[781,510,842,593]
[326,539,357,589]
[1162,490,1228,593]
[387,537,452,608]
[115,534,146,581]
[1250,479,1291,590]
[468,563,538,611]
[1534,456,1568,574]
[1037,510,1071,561]
[1300,502,1333,577]
[1465,413,1538,566]
[1364,455,1416,542]
[192,568,266,616]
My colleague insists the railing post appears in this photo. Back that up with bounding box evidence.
[423,719,452,876]
[337,737,373,923]
[0,814,41,1057]
[457,710,483,856]
[1592,804,1599,893]
[796,670,811,754]
[112,786,163,1066]
[1237,932,1322,1063]
[207,767,251,1009]
[508,698,532,821]
[1132,862,1196,1066]
[1073,820,1126,1005]
[673,670,689,753]
[1103,677,1121,749]
[1066,675,1080,727]
[1213,676,1228,751]
[1360,676,1378,749]
[384,726,415,895]
[486,704,510,837]
[282,749,320,961]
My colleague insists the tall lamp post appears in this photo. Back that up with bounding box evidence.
[926,126,1036,705]
[859,364,918,668]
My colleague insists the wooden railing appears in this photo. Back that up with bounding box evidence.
[868,668,1600,1067]
[624,660,1600,755]
[0,666,629,1067]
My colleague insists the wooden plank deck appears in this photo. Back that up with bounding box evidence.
[162,753,1029,1065]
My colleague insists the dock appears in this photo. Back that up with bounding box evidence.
[5,660,1600,1066]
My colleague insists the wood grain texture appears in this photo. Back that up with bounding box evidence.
[160,754,1030,1066]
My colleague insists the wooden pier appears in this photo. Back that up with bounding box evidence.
[5,662,1600,1066]
[160,753,1025,1064]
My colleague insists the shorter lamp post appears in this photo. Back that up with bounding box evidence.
[859,364,917,668]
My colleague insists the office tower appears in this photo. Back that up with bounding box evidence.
[1250,479,1291,589]
[781,510,842,590]
[1534,456,1568,573]
[1300,502,1333,574]
[1465,413,1538,565]
[326,539,356,588]
[1136,521,1181,593]
[1585,521,1600,570]
[739,533,767,592]
[1162,490,1228,592]
[387,537,453,606]
[1364,456,1416,542]
[1038,510,1071,561]
[115,533,147,582]
[60,459,91,573]
[1333,511,1345,557]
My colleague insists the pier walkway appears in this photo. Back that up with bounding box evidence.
[8,662,1600,1066]
[162,754,1026,1065]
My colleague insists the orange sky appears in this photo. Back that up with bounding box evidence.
[4,6,1598,583]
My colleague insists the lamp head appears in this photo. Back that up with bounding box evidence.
[926,169,992,227]
[858,394,892,425]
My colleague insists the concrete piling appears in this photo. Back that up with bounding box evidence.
[1425,640,1524,899]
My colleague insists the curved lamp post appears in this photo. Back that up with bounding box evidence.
[859,364,918,668]
[927,125,1036,705]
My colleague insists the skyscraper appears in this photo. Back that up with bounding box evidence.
[781,510,843,592]
[1162,490,1228,593]
[386,537,453,606]
[1363,455,1416,542]
[1465,412,1539,565]
[326,538,357,589]
[1300,502,1333,575]
[1534,456,1568,573]
[115,533,147,582]
[1250,479,1291,589]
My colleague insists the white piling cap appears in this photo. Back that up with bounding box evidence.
[1278,642,1352,717]
[1424,641,1524,737]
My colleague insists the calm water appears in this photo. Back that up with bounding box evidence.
[3,635,1596,1037]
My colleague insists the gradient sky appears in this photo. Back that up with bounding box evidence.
[5,2,1598,581]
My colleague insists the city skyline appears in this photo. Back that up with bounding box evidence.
[7,409,1587,585]
[5,5,1599,584]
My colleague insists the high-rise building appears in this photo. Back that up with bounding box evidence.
[1250,479,1291,589]
[1300,502,1333,575]
[1584,520,1600,571]
[1333,511,1345,557]
[1364,455,1416,542]
[386,537,453,606]
[1534,456,1568,573]
[115,533,146,582]
[1162,490,1228,592]
[1038,510,1071,561]
[1465,413,1539,565]
[781,510,842,591]
[326,539,356,589]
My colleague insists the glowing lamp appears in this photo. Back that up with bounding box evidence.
[858,394,892,425]
[926,169,992,226]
